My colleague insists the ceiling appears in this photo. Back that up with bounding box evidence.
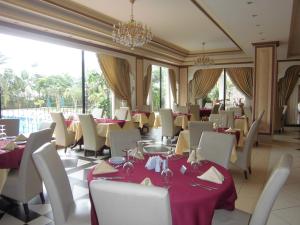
[69,0,296,59]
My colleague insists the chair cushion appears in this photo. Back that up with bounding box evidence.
[212,209,251,225]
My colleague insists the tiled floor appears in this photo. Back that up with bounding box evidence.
[0,127,299,225]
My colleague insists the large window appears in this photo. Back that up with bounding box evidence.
[0,33,111,133]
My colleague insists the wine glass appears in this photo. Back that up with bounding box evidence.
[190,148,200,174]
[123,149,134,178]
[132,141,144,162]
[161,152,174,186]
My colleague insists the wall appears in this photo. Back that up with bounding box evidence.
[278,60,300,124]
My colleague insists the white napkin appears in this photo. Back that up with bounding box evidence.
[225,127,236,132]
[187,150,204,163]
[3,141,18,151]
[197,166,224,184]
[15,134,27,142]
[129,147,145,160]
[155,157,162,173]
[140,177,153,186]
[145,156,162,172]
[92,160,118,175]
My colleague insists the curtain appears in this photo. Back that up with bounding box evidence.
[278,65,300,106]
[143,65,152,105]
[190,68,222,103]
[168,69,177,104]
[97,54,132,107]
[227,67,253,98]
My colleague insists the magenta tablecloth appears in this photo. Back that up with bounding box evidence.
[0,140,25,169]
[199,108,212,118]
[87,156,237,225]
[131,111,151,118]
[94,118,126,128]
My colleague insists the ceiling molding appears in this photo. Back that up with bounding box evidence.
[252,41,280,47]
[287,0,300,58]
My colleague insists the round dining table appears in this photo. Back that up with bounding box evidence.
[87,155,237,225]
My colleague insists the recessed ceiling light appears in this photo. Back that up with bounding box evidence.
[247,1,254,4]
[252,14,258,17]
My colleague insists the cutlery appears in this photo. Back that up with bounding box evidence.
[96,176,125,180]
[190,183,218,190]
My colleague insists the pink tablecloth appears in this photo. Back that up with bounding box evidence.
[0,140,25,169]
[199,108,212,118]
[94,119,126,128]
[131,111,151,118]
[87,156,237,225]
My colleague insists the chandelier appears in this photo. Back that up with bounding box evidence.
[112,0,152,50]
[194,42,215,65]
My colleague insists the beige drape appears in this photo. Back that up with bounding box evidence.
[190,69,222,103]
[143,65,152,105]
[227,67,253,98]
[278,65,300,106]
[168,69,177,104]
[97,54,132,107]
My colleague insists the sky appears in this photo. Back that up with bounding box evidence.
[0,33,100,78]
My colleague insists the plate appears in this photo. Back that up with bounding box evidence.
[143,144,170,154]
[108,156,126,165]
[15,141,27,145]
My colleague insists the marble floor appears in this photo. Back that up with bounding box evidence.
[0,126,299,225]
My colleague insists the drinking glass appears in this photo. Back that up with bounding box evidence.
[123,149,134,178]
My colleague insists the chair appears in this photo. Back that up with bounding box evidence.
[198,131,235,169]
[219,110,234,128]
[32,143,90,225]
[229,107,242,117]
[109,128,141,157]
[78,114,105,157]
[91,108,103,119]
[90,179,172,225]
[243,106,252,123]
[159,109,181,141]
[38,121,56,136]
[280,105,288,132]
[188,121,213,150]
[189,104,200,121]
[209,114,228,128]
[114,108,128,120]
[120,106,132,120]
[204,102,213,109]
[255,110,265,145]
[141,105,151,112]
[211,104,220,114]
[232,119,260,179]
[212,154,293,225]
[176,106,189,114]
[1,129,53,217]
[0,118,20,136]
[50,112,75,153]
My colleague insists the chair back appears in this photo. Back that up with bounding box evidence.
[38,121,56,136]
[257,110,265,122]
[0,118,20,136]
[50,112,69,146]
[229,107,242,117]
[78,114,103,151]
[219,110,234,128]
[189,104,200,121]
[19,129,53,201]
[120,107,132,120]
[209,114,228,128]
[189,121,213,149]
[159,109,175,137]
[91,108,103,119]
[198,131,235,168]
[33,143,74,225]
[177,106,188,114]
[90,179,172,225]
[204,102,213,109]
[114,108,128,120]
[249,154,292,225]
[141,105,151,112]
[244,106,252,123]
[109,128,141,157]
[211,104,220,114]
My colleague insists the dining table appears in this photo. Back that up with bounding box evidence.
[131,111,155,128]
[0,139,26,192]
[154,112,192,130]
[87,155,237,225]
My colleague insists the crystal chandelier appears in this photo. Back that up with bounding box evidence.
[194,42,214,65]
[112,0,152,50]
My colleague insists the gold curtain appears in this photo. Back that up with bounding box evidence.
[97,54,132,107]
[190,68,222,103]
[143,65,152,105]
[168,69,177,104]
[278,65,300,106]
[227,67,253,98]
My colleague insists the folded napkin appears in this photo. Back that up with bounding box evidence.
[197,166,224,184]
[140,177,153,186]
[225,127,236,132]
[145,156,162,172]
[3,141,18,151]
[15,134,27,142]
[129,147,145,160]
[92,160,118,175]
[187,149,204,163]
